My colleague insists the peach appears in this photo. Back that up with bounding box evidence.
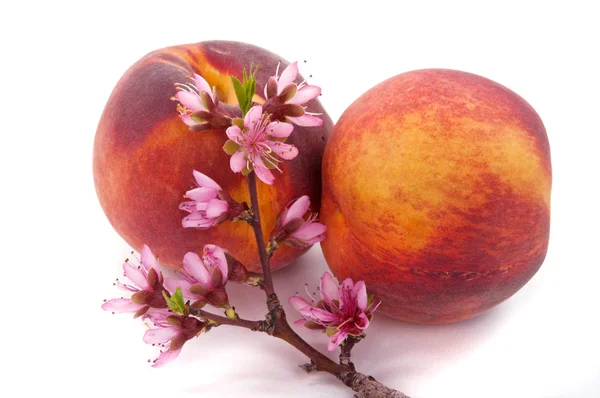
[320,69,551,323]
[94,41,332,272]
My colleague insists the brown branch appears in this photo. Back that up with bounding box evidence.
[189,307,267,332]
[243,171,410,397]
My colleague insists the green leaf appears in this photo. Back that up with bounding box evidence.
[223,140,241,155]
[231,76,247,115]
[163,287,186,315]
[325,327,338,337]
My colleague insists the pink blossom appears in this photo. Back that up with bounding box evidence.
[289,272,380,351]
[144,314,207,368]
[263,61,323,127]
[173,74,231,132]
[102,245,168,318]
[180,170,230,229]
[164,244,230,309]
[223,105,297,185]
[271,195,327,249]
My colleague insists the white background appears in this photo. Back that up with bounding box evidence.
[1,1,599,397]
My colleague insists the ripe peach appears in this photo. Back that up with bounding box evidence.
[94,41,331,272]
[320,69,551,323]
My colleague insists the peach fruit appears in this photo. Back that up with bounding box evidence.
[320,69,551,323]
[94,41,332,272]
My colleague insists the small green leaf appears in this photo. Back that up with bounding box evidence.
[223,140,241,155]
[163,287,186,315]
[325,327,338,337]
[231,76,247,115]
[241,165,253,176]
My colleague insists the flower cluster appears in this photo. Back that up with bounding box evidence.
[101,245,168,318]
[289,272,380,351]
[165,244,231,309]
[270,195,327,250]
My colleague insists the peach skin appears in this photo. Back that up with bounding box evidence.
[320,69,551,323]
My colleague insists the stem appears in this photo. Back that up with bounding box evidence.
[243,171,409,397]
[246,172,275,298]
[189,308,266,331]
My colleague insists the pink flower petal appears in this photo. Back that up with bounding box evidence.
[244,105,263,127]
[193,73,212,95]
[265,121,294,138]
[287,114,323,127]
[175,91,205,112]
[320,272,339,304]
[141,245,159,273]
[182,212,214,229]
[123,262,150,290]
[229,151,246,173]
[291,223,327,242]
[226,125,243,142]
[355,312,370,330]
[353,281,368,311]
[205,199,229,218]
[152,348,181,368]
[179,201,196,213]
[327,329,348,351]
[304,307,339,322]
[289,295,311,312]
[268,141,298,160]
[203,245,228,281]
[341,278,355,292]
[253,162,275,185]
[102,298,144,313]
[192,170,221,190]
[284,196,310,225]
[180,113,197,126]
[183,252,210,284]
[164,278,194,299]
[143,326,180,344]
[186,187,218,203]
[278,62,298,91]
[289,85,321,105]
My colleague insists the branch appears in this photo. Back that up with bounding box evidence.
[246,172,276,303]
[189,307,266,332]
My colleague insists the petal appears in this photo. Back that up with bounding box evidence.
[193,73,212,94]
[327,329,348,351]
[355,312,370,330]
[265,121,294,138]
[304,307,339,323]
[287,114,323,127]
[244,105,263,127]
[306,232,327,245]
[205,199,229,218]
[181,212,213,229]
[102,298,144,313]
[341,278,355,292]
[175,91,205,112]
[226,125,244,142]
[183,252,210,285]
[253,162,275,185]
[289,85,321,105]
[164,278,194,299]
[283,196,310,225]
[278,62,298,91]
[353,281,368,311]
[141,245,159,273]
[229,151,246,173]
[192,170,221,190]
[152,348,181,368]
[291,222,327,242]
[289,295,310,312]
[179,201,196,213]
[319,272,339,304]
[203,245,228,281]
[123,262,150,290]
[143,326,180,344]
[268,141,298,160]
[180,113,197,127]
[186,187,218,203]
